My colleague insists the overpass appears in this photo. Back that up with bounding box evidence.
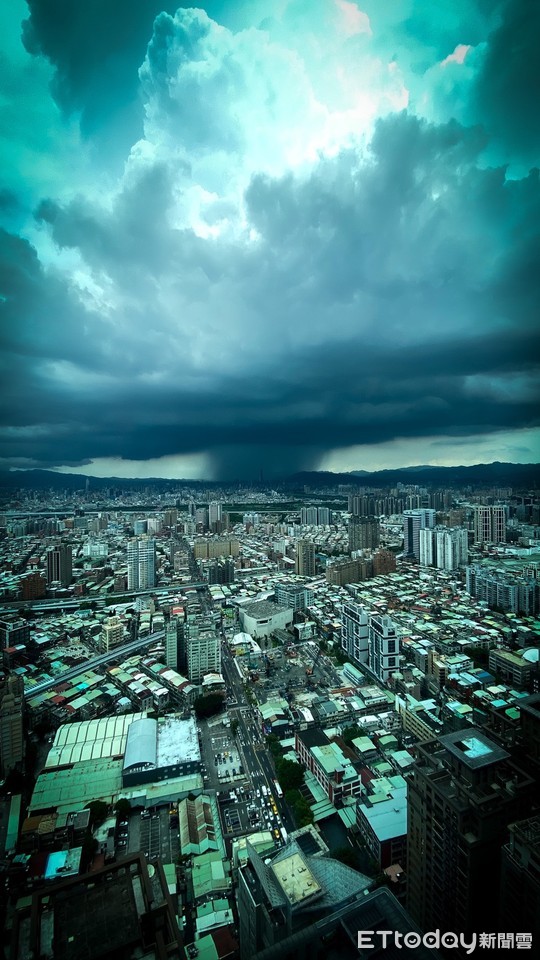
[24,630,167,700]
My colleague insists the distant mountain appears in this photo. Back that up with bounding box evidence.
[0,461,538,494]
[291,462,540,487]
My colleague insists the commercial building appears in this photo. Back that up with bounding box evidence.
[127,536,156,590]
[46,543,73,585]
[121,716,201,788]
[295,728,362,804]
[403,510,436,560]
[240,600,293,640]
[407,728,535,939]
[237,838,372,959]
[274,582,314,612]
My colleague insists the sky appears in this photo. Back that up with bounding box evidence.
[1,0,539,481]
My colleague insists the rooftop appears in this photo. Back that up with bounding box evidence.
[271,851,322,906]
[439,728,510,768]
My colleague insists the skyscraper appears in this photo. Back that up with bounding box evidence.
[407,728,534,939]
[46,543,73,585]
[348,515,380,552]
[403,509,436,559]
[419,526,468,570]
[341,600,369,664]
[295,539,316,577]
[127,537,156,590]
[368,613,399,683]
[474,505,507,545]
[0,675,24,777]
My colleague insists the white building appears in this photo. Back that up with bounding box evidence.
[188,629,221,683]
[368,614,400,684]
[100,616,125,652]
[240,600,293,640]
[420,527,468,570]
[341,601,369,665]
[127,537,156,590]
[403,510,436,560]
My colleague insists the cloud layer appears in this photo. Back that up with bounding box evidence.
[1,1,539,477]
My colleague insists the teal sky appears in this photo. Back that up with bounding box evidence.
[1,1,539,479]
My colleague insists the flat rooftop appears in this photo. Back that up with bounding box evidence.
[271,851,322,906]
[439,728,510,768]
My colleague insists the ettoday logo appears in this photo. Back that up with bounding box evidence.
[357,930,533,952]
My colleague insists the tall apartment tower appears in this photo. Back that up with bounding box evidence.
[403,509,436,559]
[419,526,468,570]
[127,537,156,590]
[499,815,540,944]
[368,613,399,683]
[407,728,535,940]
[0,675,24,777]
[348,515,380,552]
[295,539,316,577]
[187,628,221,683]
[166,618,180,670]
[208,501,223,532]
[46,543,73,585]
[341,600,369,665]
[474,505,507,545]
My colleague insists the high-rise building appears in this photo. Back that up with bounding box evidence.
[0,675,24,777]
[0,617,30,651]
[19,572,47,601]
[100,616,125,652]
[341,600,369,665]
[372,548,397,576]
[275,582,313,611]
[300,506,319,525]
[187,628,221,683]
[127,537,156,590]
[317,506,330,525]
[237,837,373,960]
[473,505,507,545]
[208,501,223,532]
[419,526,468,570]
[166,618,180,670]
[295,540,316,577]
[46,543,73,585]
[407,728,535,940]
[348,515,380,552]
[403,509,436,559]
[368,613,399,683]
[499,816,540,945]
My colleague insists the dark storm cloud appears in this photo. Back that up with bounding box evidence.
[2,101,540,476]
[21,0,178,146]
[471,0,540,163]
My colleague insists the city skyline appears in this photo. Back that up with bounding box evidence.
[2,0,539,480]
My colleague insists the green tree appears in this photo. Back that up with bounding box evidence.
[193,693,225,718]
[275,758,304,792]
[230,719,239,737]
[85,799,108,827]
[114,798,131,818]
[341,724,364,745]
